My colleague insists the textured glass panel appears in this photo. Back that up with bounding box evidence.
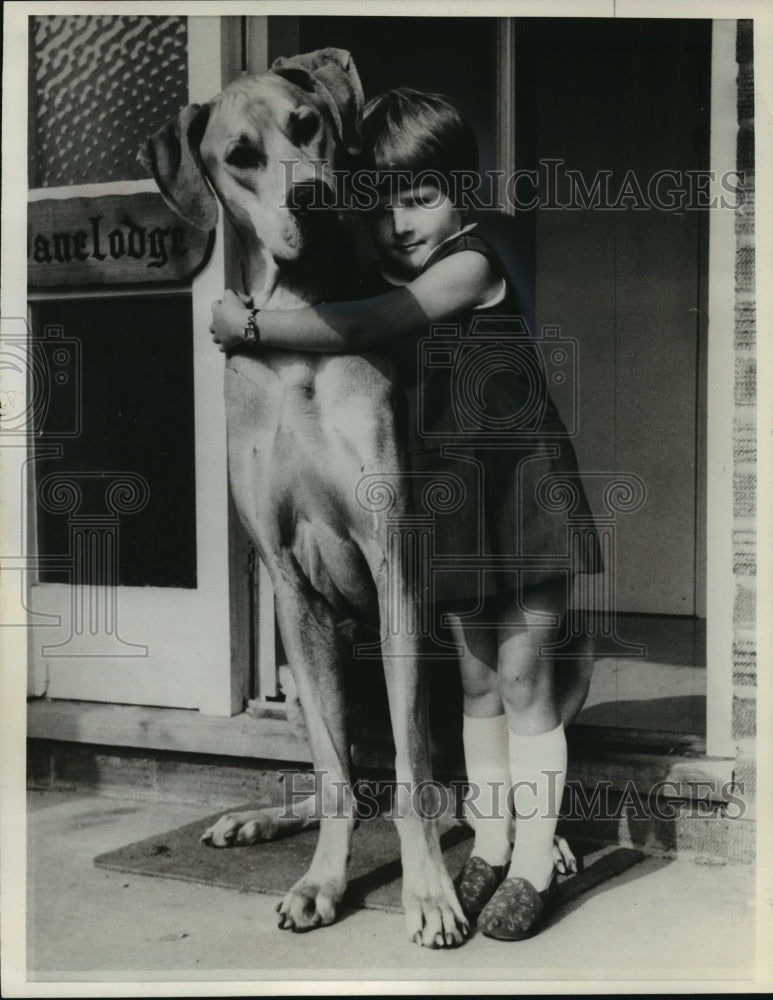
[30,15,188,187]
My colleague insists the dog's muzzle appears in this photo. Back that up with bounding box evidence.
[285,179,336,216]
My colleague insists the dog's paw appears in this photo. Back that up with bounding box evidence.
[200,809,279,847]
[275,876,346,932]
[552,833,579,876]
[402,863,470,948]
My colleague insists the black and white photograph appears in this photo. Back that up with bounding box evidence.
[1,0,771,994]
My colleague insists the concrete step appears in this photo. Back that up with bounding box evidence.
[28,733,753,866]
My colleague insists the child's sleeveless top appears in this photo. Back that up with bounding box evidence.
[372,227,602,607]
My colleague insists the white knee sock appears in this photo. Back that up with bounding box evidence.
[507,723,567,891]
[462,713,512,868]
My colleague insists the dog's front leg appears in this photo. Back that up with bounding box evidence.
[272,578,356,932]
[378,597,469,949]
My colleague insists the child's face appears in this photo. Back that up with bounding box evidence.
[366,181,464,279]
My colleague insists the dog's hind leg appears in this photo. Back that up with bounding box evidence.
[200,796,320,847]
[555,632,595,727]
[553,630,595,874]
[200,665,321,847]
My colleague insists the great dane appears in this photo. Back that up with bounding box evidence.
[142,48,468,947]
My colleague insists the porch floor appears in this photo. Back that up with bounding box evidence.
[24,789,757,988]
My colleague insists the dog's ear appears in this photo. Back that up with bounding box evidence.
[138,103,218,232]
[270,48,364,156]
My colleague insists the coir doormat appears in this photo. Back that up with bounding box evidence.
[94,806,646,915]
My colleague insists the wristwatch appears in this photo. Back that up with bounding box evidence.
[243,307,260,345]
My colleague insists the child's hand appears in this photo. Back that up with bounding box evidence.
[210,290,253,352]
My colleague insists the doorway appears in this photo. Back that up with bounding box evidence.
[285,16,711,740]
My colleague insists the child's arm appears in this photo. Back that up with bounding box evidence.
[210,250,501,354]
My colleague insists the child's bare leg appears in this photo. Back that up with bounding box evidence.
[497,580,567,893]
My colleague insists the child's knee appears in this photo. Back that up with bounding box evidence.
[460,660,498,697]
[460,663,502,717]
[498,652,554,714]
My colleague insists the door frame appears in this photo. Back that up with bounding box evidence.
[223,16,302,710]
[704,18,740,757]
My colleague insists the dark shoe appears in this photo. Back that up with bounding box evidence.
[454,856,507,921]
[478,874,558,941]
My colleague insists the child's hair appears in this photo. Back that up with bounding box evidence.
[361,88,478,197]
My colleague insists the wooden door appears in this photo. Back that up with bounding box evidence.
[25,15,237,713]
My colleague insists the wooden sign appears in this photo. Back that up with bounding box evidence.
[28,192,214,288]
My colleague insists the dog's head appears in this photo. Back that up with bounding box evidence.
[140,48,363,264]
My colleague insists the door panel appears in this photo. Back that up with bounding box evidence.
[525,18,710,615]
[298,16,498,175]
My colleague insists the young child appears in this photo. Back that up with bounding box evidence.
[211,88,601,941]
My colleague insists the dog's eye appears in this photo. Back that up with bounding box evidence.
[226,145,263,170]
[288,107,320,146]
